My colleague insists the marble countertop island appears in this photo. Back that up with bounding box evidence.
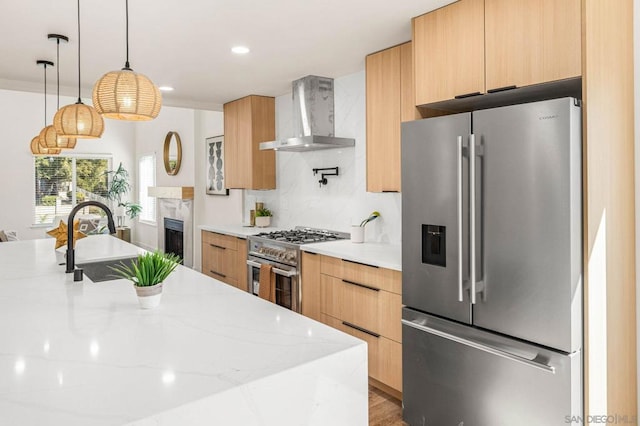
[0,235,367,425]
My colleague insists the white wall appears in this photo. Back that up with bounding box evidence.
[0,89,135,240]
[132,106,244,260]
[133,106,196,250]
[245,71,402,244]
[193,110,244,271]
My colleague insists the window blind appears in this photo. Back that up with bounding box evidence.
[34,156,110,225]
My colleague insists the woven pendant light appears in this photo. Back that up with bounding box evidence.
[54,0,104,139]
[92,0,161,121]
[31,60,60,156]
[31,136,61,156]
[39,34,77,150]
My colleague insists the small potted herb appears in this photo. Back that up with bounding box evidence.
[255,207,272,228]
[109,251,180,309]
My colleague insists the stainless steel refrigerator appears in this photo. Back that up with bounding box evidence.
[401,97,582,425]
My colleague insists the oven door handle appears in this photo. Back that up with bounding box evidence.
[246,259,297,278]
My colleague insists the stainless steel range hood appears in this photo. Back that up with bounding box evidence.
[259,76,355,152]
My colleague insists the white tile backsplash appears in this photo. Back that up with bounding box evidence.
[245,70,401,244]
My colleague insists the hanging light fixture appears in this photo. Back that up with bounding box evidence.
[92,0,162,121]
[31,60,61,156]
[39,34,77,150]
[53,0,104,139]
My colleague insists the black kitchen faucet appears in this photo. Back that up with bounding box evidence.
[66,201,117,275]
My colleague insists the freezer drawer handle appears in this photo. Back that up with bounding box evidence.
[342,279,380,292]
[401,319,556,374]
[246,259,298,278]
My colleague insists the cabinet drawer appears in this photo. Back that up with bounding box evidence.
[321,255,401,294]
[322,314,402,392]
[320,255,342,277]
[321,275,402,343]
[202,242,238,284]
[202,230,238,250]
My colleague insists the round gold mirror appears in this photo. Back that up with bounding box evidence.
[163,131,182,175]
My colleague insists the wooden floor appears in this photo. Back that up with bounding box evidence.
[369,385,407,426]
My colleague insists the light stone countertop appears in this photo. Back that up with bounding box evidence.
[199,224,402,271]
[198,224,282,238]
[302,240,402,271]
[0,235,367,425]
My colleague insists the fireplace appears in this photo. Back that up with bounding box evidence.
[164,218,184,263]
[149,187,194,268]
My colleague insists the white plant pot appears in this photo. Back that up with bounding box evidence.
[135,282,163,309]
[255,216,271,227]
[351,226,365,243]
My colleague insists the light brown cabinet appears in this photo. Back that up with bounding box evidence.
[201,230,247,291]
[302,252,402,396]
[413,0,581,105]
[223,95,276,190]
[413,0,485,105]
[485,0,581,91]
[301,251,322,322]
[366,42,420,193]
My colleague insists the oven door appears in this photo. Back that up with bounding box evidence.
[247,257,300,312]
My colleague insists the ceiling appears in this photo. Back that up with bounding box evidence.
[0,0,454,111]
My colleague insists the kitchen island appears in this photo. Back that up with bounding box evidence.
[0,235,367,425]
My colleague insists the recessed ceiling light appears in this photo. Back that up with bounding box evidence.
[231,46,250,55]
[159,86,174,92]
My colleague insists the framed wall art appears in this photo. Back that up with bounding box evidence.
[206,135,229,195]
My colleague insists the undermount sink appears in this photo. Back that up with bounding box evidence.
[76,257,138,283]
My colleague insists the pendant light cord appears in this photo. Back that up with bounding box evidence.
[56,39,60,110]
[124,0,131,70]
[76,0,82,103]
[43,64,47,126]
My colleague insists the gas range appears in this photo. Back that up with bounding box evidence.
[246,227,348,313]
[248,227,349,266]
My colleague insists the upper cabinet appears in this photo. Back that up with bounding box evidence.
[413,0,581,105]
[485,0,581,91]
[224,95,276,190]
[413,0,485,105]
[366,42,420,193]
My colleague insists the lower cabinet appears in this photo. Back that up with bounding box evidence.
[201,230,248,292]
[301,251,402,396]
[322,314,402,392]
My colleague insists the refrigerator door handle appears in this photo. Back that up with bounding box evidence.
[457,136,464,302]
[401,318,556,374]
[469,134,477,304]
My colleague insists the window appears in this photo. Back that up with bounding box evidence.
[138,154,156,223]
[34,156,111,225]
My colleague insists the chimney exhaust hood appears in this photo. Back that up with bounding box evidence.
[259,75,355,152]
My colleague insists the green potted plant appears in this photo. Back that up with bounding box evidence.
[109,251,180,309]
[104,163,142,229]
[255,207,272,227]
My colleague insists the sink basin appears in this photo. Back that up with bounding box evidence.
[76,257,139,283]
